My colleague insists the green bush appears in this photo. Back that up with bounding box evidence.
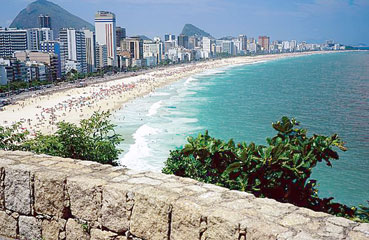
[1,111,123,165]
[0,123,29,151]
[163,116,369,222]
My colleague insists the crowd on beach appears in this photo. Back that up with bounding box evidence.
[0,52,327,135]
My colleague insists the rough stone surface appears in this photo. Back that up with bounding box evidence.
[19,216,42,240]
[4,168,31,215]
[0,151,368,240]
[280,213,310,226]
[90,229,118,240]
[101,184,132,233]
[347,230,369,240]
[67,176,105,221]
[65,218,89,240]
[171,200,203,240]
[353,223,369,235]
[35,171,67,217]
[0,210,17,239]
[130,188,174,240]
[42,219,62,240]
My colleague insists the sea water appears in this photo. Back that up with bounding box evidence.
[113,52,369,206]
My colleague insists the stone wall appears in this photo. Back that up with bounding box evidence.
[0,151,368,240]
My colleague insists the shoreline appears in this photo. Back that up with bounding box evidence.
[0,51,352,135]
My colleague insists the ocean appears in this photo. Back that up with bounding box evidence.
[113,51,369,206]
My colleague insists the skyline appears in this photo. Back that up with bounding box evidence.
[1,0,369,45]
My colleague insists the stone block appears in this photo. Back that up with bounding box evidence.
[101,184,132,233]
[4,168,32,215]
[42,219,62,240]
[67,176,105,221]
[353,223,369,236]
[327,216,353,227]
[34,171,67,217]
[0,210,17,239]
[347,230,369,240]
[65,218,89,240]
[130,187,174,240]
[280,213,310,226]
[19,216,42,240]
[171,200,203,240]
[90,229,117,240]
[243,219,288,240]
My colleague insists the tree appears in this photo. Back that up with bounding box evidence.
[163,116,369,222]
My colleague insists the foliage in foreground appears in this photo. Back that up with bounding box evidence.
[163,116,369,223]
[0,111,123,165]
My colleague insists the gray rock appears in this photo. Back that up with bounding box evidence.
[4,168,32,215]
[0,210,17,239]
[19,216,42,240]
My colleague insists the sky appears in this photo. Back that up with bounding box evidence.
[1,0,369,45]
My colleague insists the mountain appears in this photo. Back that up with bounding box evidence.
[132,35,152,41]
[10,0,94,36]
[181,24,213,38]
[219,36,235,40]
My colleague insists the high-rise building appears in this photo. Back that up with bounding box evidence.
[59,28,87,73]
[0,58,28,83]
[177,34,189,49]
[121,37,143,60]
[0,63,7,85]
[143,41,163,65]
[290,40,297,51]
[258,36,270,52]
[82,29,96,73]
[116,27,126,47]
[95,44,107,69]
[202,37,214,57]
[39,15,51,29]
[0,28,28,57]
[27,28,54,51]
[164,41,175,53]
[95,11,117,66]
[238,35,247,51]
[188,36,198,50]
[222,41,235,55]
[40,40,64,78]
[165,34,176,42]
[14,50,58,81]
[232,39,242,55]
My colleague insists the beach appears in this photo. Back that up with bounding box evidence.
[0,51,336,135]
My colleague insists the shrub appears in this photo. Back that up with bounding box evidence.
[0,123,29,151]
[163,116,368,222]
[1,111,123,166]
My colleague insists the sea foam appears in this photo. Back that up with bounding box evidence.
[119,124,161,171]
[147,100,162,117]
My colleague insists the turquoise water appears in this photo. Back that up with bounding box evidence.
[114,52,369,206]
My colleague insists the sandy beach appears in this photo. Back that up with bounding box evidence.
[0,51,337,135]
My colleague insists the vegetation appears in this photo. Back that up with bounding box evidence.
[163,116,369,223]
[0,80,53,93]
[0,111,123,165]
[0,123,29,151]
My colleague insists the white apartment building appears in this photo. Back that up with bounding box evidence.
[95,11,117,66]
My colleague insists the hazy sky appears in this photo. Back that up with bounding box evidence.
[1,0,369,45]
